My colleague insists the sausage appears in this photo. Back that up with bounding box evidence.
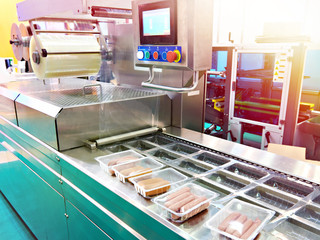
[218,212,241,231]
[120,165,145,176]
[165,187,191,201]
[183,201,210,219]
[108,155,138,174]
[165,191,193,208]
[180,196,207,212]
[240,218,261,239]
[137,178,171,196]
[229,214,248,236]
[108,155,137,166]
[137,177,163,187]
[119,166,152,182]
[168,194,196,212]
[233,218,253,238]
[127,168,152,182]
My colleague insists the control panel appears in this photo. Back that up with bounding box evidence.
[133,0,213,70]
[137,46,182,63]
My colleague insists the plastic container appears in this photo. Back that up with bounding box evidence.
[113,157,164,183]
[206,199,275,240]
[95,150,144,175]
[153,183,220,222]
[174,158,214,175]
[166,143,200,155]
[130,168,188,198]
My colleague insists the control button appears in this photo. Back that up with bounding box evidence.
[167,51,177,63]
[145,51,150,59]
[153,51,159,60]
[162,52,167,60]
[137,50,144,60]
[174,50,181,63]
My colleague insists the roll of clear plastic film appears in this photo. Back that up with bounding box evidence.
[29,35,101,79]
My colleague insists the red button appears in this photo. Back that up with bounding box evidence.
[153,51,159,60]
[167,51,177,63]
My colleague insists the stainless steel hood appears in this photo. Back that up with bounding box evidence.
[0,78,171,151]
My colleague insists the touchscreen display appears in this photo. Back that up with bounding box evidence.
[142,8,170,36]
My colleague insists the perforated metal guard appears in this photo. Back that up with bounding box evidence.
[28,84,161,108]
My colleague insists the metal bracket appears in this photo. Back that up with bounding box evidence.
[142,67,200,92]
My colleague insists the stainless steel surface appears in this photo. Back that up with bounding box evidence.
[0,78,171,151]
[0,87,19,125]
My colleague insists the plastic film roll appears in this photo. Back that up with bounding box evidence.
[29,35,101,79]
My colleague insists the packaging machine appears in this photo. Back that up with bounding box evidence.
[0,0,320,240]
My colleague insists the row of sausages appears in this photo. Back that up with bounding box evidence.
[218,212,261,239]
[164,187,209,220]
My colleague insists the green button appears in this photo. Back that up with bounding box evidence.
[145,51,150,59]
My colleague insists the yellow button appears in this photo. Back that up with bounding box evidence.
[174,50,181,62]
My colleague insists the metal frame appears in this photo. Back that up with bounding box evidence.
[16,0,131,21]
[207,46,235,139]
[228,44,296,149]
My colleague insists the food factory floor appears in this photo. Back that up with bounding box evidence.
[0,192,35,240]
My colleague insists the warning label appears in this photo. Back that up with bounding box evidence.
[273,53,288,83]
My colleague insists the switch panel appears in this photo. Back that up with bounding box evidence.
[137,46,182,63]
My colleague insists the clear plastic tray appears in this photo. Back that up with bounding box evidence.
[166,143,200,155]
[206,199,275,240]
[130,168,188,198]
[113,157,164,183]
[95,150,144,175]
[153,183,220,222]
[175,158,214,175]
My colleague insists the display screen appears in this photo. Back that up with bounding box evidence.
[138,0,177,45]
[142,8,170,36]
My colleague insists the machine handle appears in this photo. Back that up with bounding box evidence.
[83,84,103,96]
[141,66,200,92]
[264,131,271,148]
